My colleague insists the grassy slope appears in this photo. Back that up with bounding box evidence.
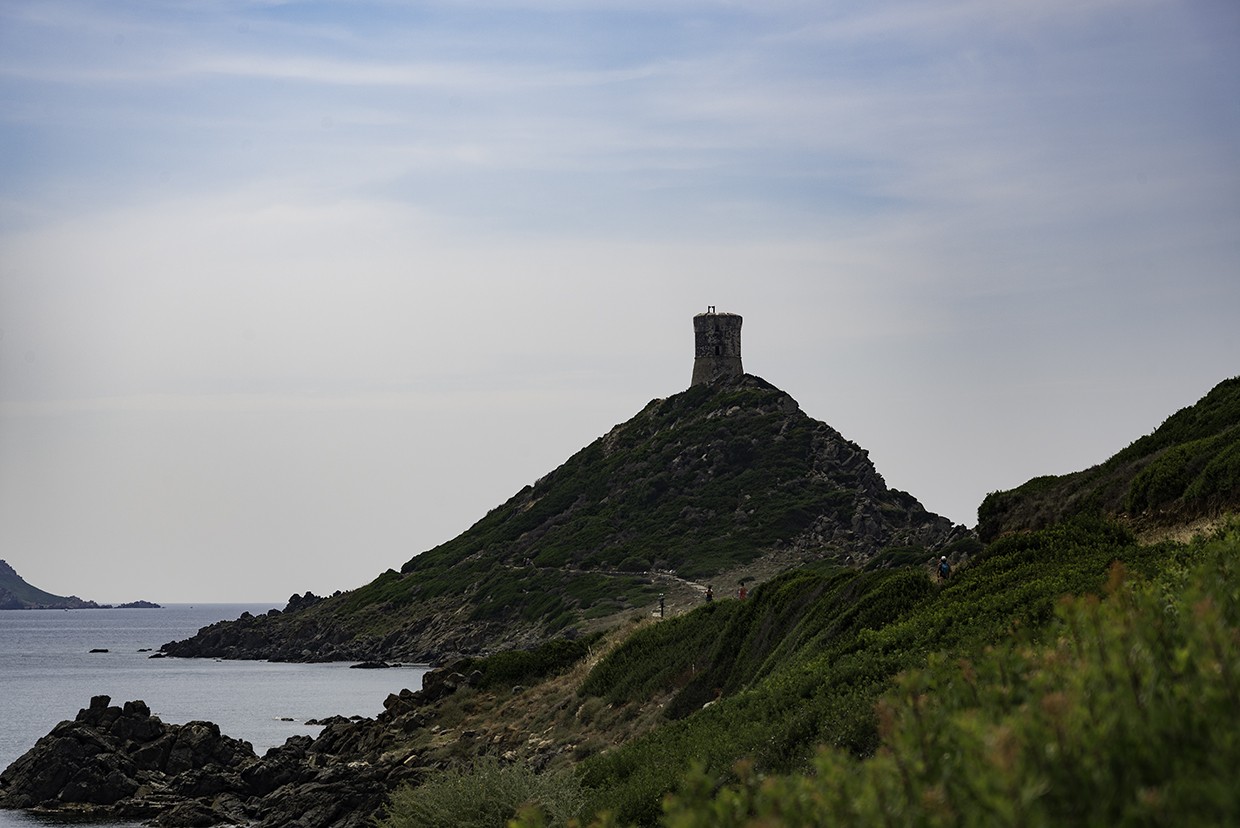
[977,376,1240,540]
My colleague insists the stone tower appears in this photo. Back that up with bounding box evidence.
[691,307,743,387]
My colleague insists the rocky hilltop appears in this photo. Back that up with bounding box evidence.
[162,374,969,664]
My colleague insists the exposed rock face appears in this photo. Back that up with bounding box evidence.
[1,666,555,828]
[0,694,422,827]
[158,594,545,664]
[284,591,327,614]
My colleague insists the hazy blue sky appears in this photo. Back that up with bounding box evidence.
[2,0,1237,602]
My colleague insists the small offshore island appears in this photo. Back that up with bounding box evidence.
[0,560,161,610]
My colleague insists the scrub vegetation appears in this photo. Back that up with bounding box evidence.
[373,377,1239,828]
[376,519,1239,828]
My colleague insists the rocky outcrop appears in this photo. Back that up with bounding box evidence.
[0,694,419,827]
[158,595,547,664]
[1,662,566,828]
[283,591,329,614]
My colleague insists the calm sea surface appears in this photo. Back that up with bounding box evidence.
[0,604,427,827]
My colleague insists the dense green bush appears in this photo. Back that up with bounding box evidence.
[1184,436,1240,506]
[1125,428,1240,513]
[376,756,584,828]
[455,635,601,692]
[579,602,741,705]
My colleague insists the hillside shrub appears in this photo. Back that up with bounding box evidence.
[399,377,951,600]
[377,756,584,828]
[1184,437,1240,507]
[457,635,601,692]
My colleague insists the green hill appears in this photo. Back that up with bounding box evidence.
[162,374,966,662]
[978,377,1240,541]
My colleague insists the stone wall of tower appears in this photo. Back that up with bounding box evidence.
[691,310,743,386]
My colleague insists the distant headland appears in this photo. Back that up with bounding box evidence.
[0,560,160,610]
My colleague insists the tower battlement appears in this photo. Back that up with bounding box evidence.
[691,307,743,387]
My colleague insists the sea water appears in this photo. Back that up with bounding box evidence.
[0,604,427,827]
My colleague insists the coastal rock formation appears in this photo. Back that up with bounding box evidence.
[1,662,561,828]
[0,694,422,827]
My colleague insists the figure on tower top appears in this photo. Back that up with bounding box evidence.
[691,308,743,387]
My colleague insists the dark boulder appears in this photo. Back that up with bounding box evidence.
[240,736,316,796]
[283,591,325,614]
[154,798,242,827]
[0,696,255,819]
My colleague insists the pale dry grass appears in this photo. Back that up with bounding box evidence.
[1132,514,1233,545]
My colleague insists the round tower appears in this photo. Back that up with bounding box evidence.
[691,307,743,387]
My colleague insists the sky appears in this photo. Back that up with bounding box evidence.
[1,0,1237,603]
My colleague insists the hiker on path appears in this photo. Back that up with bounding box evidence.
[937,555,951,581]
